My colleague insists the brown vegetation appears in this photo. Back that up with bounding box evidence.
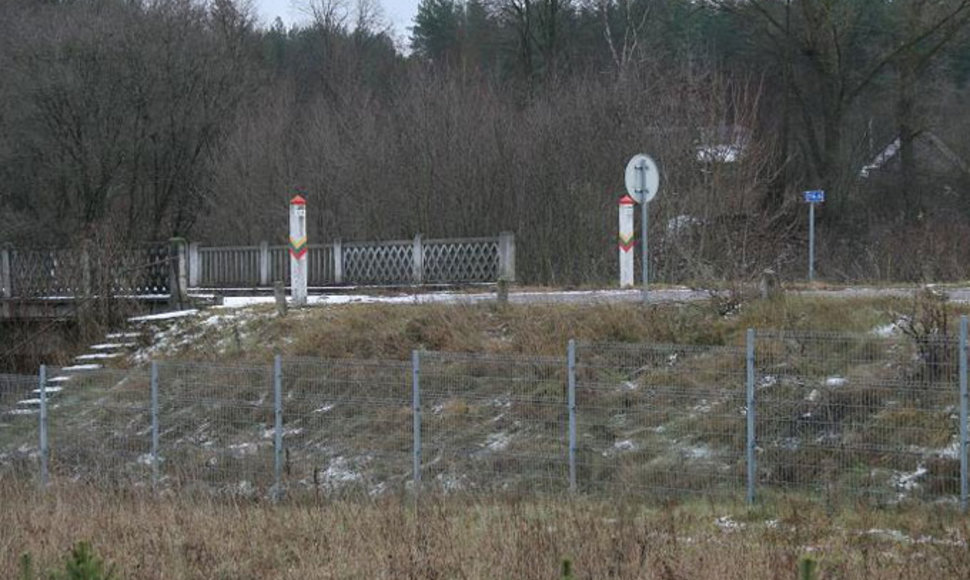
[2,480,969,579]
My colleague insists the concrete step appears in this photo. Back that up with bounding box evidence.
[75,352,123,361]
[89,342,138,351]
[105,332,142,340]
[61,364,103,372]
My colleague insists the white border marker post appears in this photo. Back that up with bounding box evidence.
[618,194,635,288]
[289,194,308,306]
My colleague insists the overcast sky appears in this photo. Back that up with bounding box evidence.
[251,0,418,44]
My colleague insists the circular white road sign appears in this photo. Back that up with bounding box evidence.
[624,154,660,204]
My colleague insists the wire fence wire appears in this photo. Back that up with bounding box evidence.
[418,352,568,494]
[45,367,152,488]
[574,342,747,498]
[1,325,967,508]
[282,358,412,499]
[0,373,39,479]
[754,330,962,504]
[155,362,274,497]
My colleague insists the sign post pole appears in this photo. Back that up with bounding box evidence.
[289,194,308,306]
[618,195,635,288]
[809,201,815,282]
[802,190,825,282]
[624,154,660,305]
[640,164,649,304]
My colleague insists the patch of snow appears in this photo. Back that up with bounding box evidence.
[62,364,102,371]
[323,456,363,486]
[89,343,136,350]
[758,375,777,389]
[871,323,899,338]
[614,439,638,452]
[17,399,42,406]
[6,409,37,416]
[684,445,712,459]
[692,400,712,414]
[106,332,142,339]
[891,464,928,492]
[313,404,336,413]
[48,376,71,383]
[714,516,744,531]
[435,472,465,492]
[76,352,123,360]
[485,432,512,452]
[31,386,63,394]
[490,395,512,408]
[228,442,259,457]
[128,309,199,322]
[262,427,304,439]
[825,377,848,388]
[805,389,820,402]
[621,381,638,392]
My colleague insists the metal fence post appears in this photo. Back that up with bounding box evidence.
[567,339,577,492]
[274,355,283,503]
[151,361,159,492]
[39,364,48,488]
[960,315,967,513]
[746,328,756,504]
[412,350,422,493]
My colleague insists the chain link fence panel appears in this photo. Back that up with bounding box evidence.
[575,342,748,499]
[156,362,274,497]
[418,352,568,494]
[754,330,961,504]
[281,358,412,499]
[45,367,152,488]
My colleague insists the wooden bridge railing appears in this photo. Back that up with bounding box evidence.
[0,233,516,300]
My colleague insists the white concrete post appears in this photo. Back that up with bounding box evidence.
[0,245,11,298]
[289,195,308,306]
[259,241,270,287]
[333,239,343,284]
[498,231,516,282]
[412,234,424,285]
[618,195,635,288]
[188,242,200,288]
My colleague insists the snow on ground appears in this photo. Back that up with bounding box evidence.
[61,364,103,371]
[128,309,199,322]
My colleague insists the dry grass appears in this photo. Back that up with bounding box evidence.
[152,295,935,365]
[2,479,969,579]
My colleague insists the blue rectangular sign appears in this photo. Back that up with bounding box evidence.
[803,190,825,203]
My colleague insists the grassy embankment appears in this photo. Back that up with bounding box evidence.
[5,292,970,578]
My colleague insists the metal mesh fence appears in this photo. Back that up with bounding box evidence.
[754,330,961,504]
[46,367,152,488]
[2,327,968,508]
[418,352,568,494]
[282,358,411,498]
[575,342,747,498]
[0,373,40,479]
[156,362,274,497]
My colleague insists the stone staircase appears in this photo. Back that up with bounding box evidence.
[11,331,145,415]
